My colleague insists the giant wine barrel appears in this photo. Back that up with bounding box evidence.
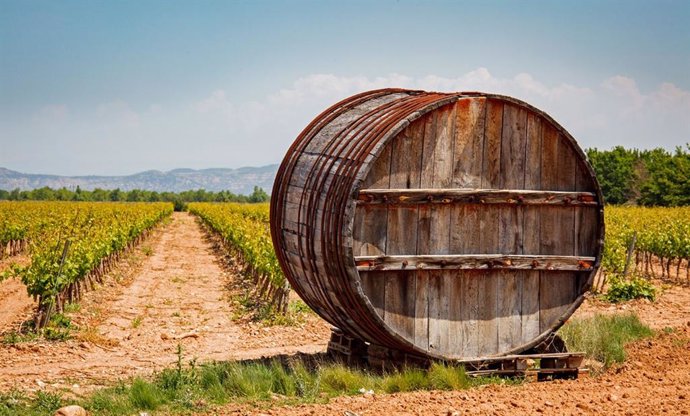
[270,89,604,360]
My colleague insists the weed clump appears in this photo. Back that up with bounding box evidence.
[559,313,653,369]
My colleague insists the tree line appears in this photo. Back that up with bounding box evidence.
[586,145,689,206]
[2,145,688,207]
[0,186,269,210]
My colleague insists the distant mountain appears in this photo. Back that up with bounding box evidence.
[0,165,279,195]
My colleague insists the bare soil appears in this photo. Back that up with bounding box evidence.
[0,254,33,333]
[0,213,330,393]
[577,284,690,330]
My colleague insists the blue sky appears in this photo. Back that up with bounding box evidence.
[1,0,689,175]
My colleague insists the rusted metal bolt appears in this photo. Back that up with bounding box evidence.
[531,260,539,268]
[517,195,525,204]
[402,260,408,269]
[578,260,590,269]
[427,194,434,202]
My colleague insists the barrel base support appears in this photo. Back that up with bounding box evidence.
[327,328,368,366]
[327,329,585,381]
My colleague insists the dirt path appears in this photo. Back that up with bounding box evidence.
[0,212,330,393]
[0,255,33,332]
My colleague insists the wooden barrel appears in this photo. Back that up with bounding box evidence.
[270,89,604,360]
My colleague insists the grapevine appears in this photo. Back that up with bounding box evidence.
[601,206,690,281]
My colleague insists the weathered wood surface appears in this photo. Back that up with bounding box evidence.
[352,96,600,357]
[354,254,596,271]
[273,90,603,361]
[356,189,598,206]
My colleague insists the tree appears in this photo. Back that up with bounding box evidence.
[587,147,639,204]
[638,146,690,206]
[109,188,122,201]
[248,186,269,203]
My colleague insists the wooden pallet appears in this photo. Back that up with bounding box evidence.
[327,328,586,380]
[327,328,368,365]
[460,352,585,381]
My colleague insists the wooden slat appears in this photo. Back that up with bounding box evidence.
[476,99,503,357]
[360,271,385,318]
[452,97,485,188]
[383,117,424,341]
[353,143,392,256]
[450,204,481,358]
[574,158,600,292]
[450,98,486,359]
[498,106,528,256]
[434,105,457,354]
[449,204,481,358]
[357,188,598,206]
[418,109,439,353]
[355,254,596,271]
[497,103,527,353]
[458,352,585,364]
[422,104,456,354]
[414,269,429,349]
[539,126,578,332]
[521,112,543,343]
[410,114,431,350]
[482,99,503,189]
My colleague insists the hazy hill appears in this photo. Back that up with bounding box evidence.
[0,165,279,195]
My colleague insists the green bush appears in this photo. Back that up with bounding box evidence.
[605,276,656,303]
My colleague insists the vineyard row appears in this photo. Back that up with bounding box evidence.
[188,202,290,313]
[0,201,173,326]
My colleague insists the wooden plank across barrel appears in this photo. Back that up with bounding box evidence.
[270,89,604,361]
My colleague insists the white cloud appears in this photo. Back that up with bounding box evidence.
[96,100,140,128]
[193,89,233,114]
[192,69,689,155]
[8,69,688,175]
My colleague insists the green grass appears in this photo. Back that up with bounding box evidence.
[131,316,143,329]
[0,353,513,415]
[63,302,81,313]
[559,313,654,369]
